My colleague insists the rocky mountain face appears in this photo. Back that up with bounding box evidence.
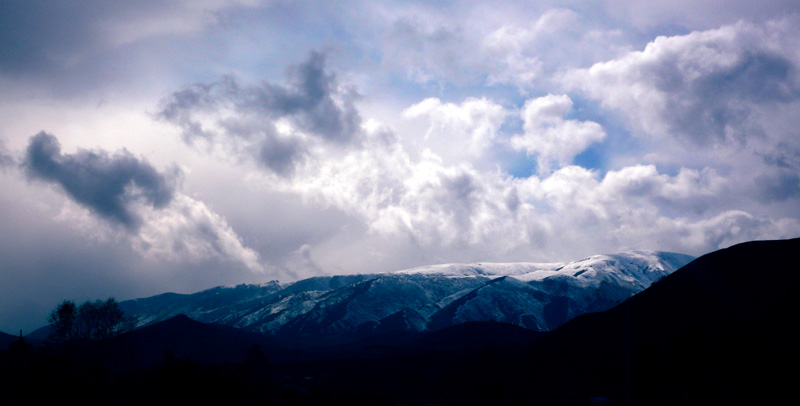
[120,251,693,345]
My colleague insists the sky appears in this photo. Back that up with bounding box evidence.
[2,0,800,333]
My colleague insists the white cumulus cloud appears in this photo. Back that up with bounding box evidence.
[403,97,508,160]
[511,94,606,173]
[564,16,800,149]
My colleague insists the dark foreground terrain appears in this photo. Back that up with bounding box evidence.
[2,238,799,405]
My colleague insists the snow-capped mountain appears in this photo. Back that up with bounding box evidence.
[120,251,693,343]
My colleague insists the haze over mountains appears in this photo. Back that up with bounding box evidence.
[120,250,692,345]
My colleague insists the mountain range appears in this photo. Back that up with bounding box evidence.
[261,237,800,404]
[120,250,693,345]
[5,238,799,405]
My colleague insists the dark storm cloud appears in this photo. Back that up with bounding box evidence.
[255,51,361,142]
[157,52,361,175]
[654,50,800,144]
[157,78,237,143]
[23,132,178,229]
[257,135,306,177]
[158,51,361,141]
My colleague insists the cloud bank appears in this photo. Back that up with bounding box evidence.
[1,1,799,333]
[153,52,800,266]
[564,17,800,150]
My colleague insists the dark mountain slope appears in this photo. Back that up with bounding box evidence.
[518,237,800,405]
[0,331,19,350]
[293,320,543,361]
[109,314,293,368]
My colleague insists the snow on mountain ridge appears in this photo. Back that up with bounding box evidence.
[395,262,562,278]
[119,250,695,342]
[395,251,690,285]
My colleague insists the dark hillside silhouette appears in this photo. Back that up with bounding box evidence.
[113,314,291,367]
[515,237,800,404]
[0,331,19,350]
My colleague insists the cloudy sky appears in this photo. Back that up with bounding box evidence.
[2,0,800,333]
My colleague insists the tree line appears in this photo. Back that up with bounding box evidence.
[48,298,133,343]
